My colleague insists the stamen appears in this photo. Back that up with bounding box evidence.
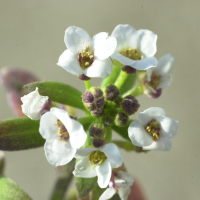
[89,150,107,165]
[56,120,69,141]
[121,48,141,60]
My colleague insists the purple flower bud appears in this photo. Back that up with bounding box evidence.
[78,74,91,81]
[89,123,105,138]
[91,108,104,117]
[93,138,107,148]
[103,116,113,127]
[122,65,136,74]
[113,96,123,107]
[121,95,140,115]
[114,112,129,127]
[104,84,120,101]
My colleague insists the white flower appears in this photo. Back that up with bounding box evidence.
[39,107,87,166]
[100,171,134,200]
[144,54,174,97]
[128,107,179,151]
[57,26,117,79]
[21,87,51,120]
[73,143,123,188]
[111,24,158,70]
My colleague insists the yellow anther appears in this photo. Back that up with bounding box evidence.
[58,128,63,134]
[89,55,93,59]
[85,62,89,66]
[86,46,90,50]
[146,126,151,132]
[57,120,62,127]
[86,52,90,57]
[153,132,159,140]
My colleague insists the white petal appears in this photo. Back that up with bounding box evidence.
[93,32,117,60]
[139,107,166,126]
[69,119,87,149]
[21,87,39,116]
[39,111,58,140]
[137,29,157,57]
[156,116,179,138]
[28,95,49,120]
[64,26,92,54]
[158,74,172,89]
[146,67,154,82]
[111,24,138,52]
[128,120,153,147]
[73,157,96,178]
[75,148,97,159]
[100,143,123,168]
[130,57,157,70]
[142,137,172,151]
[114,171,134,188]
[99,187,116,200]
[44,138,76,166]
[118,186,131,200]
[95,159,112,188]
[154,54,174,76]
[57,49,83,76]
[84,58,113,79]
[111,52,135,66]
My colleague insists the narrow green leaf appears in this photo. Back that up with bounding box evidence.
[120,74,136,95]
[0,175,32,200]
[75,177,97,198]
[24,81,85,111]
[101,65,121,89]
[112,120,133,141]
[0,118,44,151]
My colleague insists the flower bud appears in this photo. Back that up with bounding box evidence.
[122,65,136,74]
[21,87,51,120]
[89,123,105,138]
[103,116,113,127]
[78,74,91,81]
[121,95,140,115]
[82,87,104,111]
[93,138,107,148]
[114,112,129,127]
[104,84,120,101]
[113,96,123,107]
[91,108,104,117]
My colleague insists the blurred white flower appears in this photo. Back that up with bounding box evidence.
[144,54,174,98]
[111,24,157,70]
[73,143,123,188]
[57,26,117,79]
[39,107,87,166]
[128,107,179,151]
[99,171,134,200]
[21,87,51,120]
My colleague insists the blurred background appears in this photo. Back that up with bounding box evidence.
[0,0,199,199]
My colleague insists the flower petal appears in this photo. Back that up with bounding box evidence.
[111,24,138,52]
[111,52,135,66]
[99,187,116,200]
[114,171,134,187]
[158,74,172,89]
[75,148,97,159]
[69,119,87,149]
[44,138,76,166]
[154,54,174,76]
[100,143,123,168]
[93,32,117,60]
[57,49,83,76]
[73,157,96,178]
[95,159,111,188]
[137,29,157,57]
[139,107,166,126]
[130,57,157,70]
[84,58,113,79]
[156,116,179,138]
[128,120,153,147]
[118,186,131,200]
[39,111,58,140]
[64,26,92,54]
[142,137,172,151]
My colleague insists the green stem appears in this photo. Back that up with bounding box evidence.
[84,80,91,90]
[0,151,5,175]
[114,70,128,90]
[122,83,144,97]
[104,127,112,143]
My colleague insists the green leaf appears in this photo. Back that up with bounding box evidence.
[101,65,121,89]
[78,116,95,131]
[24,81,85,111]
[0,175,32,200]
[91,183,105,199]
[112,120,133,141]
[0,118,44,151]
[111,193,121,200]
[120,74,136,95]
[75,177,97,198]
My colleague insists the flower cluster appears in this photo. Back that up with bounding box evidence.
[17,24,179,200]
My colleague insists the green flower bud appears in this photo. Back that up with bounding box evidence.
[114,112,129,127]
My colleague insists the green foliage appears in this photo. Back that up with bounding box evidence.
[91,183,105,199]
[0,118,44,151]
[0,175,32,200]
[24,81,85,111]
[120,74,136,95]
[75,177,97,198]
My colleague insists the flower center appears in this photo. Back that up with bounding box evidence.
[89,150,107,165]
[57,120,69,141]
[121,48,141,60]
[147,74,161,89]
[144,119,161,141]
[78,46,94,70]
